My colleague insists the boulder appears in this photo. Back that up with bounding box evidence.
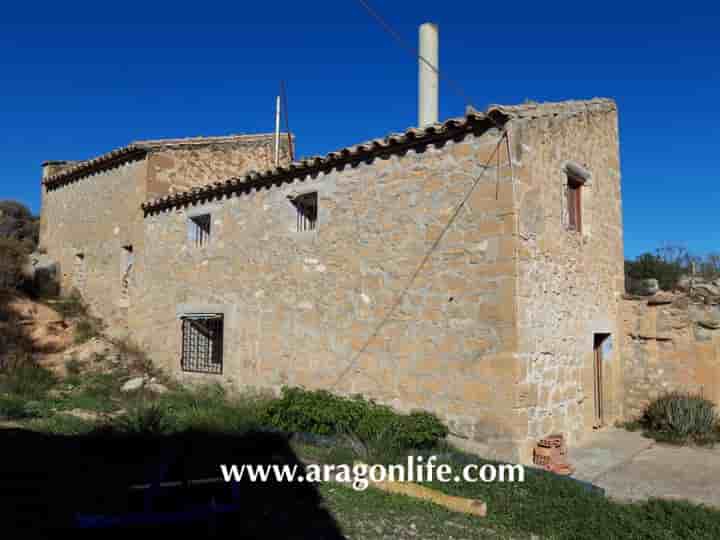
[698,320,720,330]
[24,252,60,297]
[648,292,674,306]
[676,275,692,292]
[146,382,169,395]
[630,278,659,296]
[121,377,145,393]
[694,283,720,300]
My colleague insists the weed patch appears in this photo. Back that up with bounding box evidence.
[0,364,58,400]
[263,387,448,456]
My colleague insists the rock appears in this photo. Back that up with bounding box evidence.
[695,283,720,299]
[146,382,169,394]
[24,252,60,297]
[648,292,674,306]
[630,278,659,296]
[698,320,720,330]
[121,377,145,392]
[676,275,692,292]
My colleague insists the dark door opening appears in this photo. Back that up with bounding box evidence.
[593,333,610,428]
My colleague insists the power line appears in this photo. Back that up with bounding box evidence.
[354,0,476,111]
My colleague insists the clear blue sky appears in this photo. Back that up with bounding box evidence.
[1,1,718,258]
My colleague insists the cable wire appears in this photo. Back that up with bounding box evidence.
[354,0,476,110]
[330,130,508,389]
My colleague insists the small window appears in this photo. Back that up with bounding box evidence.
[567,176,583,232]
[181,314,223,374]
[188,214,211,247]
[292,192,318,232]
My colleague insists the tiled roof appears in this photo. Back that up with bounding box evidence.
[141,97,616,215]
[42,133,281,189]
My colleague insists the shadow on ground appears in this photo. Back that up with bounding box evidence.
[1,427,345,538]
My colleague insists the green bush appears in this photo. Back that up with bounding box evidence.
[0,236,29,290]
[625,252,686,292]
[0,363,58,399]
[263,387,448,450]
[0,394,38,419]
[642,392,718,443]
[52,290,88,319]
[74,319,99,344]
[65,357,83,376]
[114,403,173,435]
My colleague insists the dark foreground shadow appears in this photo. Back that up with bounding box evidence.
[0,427,345,538]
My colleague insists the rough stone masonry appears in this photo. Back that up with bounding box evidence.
[41,99,633,463]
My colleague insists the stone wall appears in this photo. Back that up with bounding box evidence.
[39,134,288,329]
[511,102,625,460]
[133,127,523,459]
[621,295,720,418]
[145,136,292,199]
[40,158,147,326]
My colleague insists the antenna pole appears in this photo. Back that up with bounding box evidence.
[274,94,281,166]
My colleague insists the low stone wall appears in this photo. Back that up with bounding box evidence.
[621,294,720,419]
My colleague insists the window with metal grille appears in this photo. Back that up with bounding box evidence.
[180,315,223,374]
[567,176,583,232]
[292,192,317,232]
[188,214,212,247]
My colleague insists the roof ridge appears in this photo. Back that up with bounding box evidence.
[141,97,617,215]
[42,133,288,189]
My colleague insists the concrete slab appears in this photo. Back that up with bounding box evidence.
[570,428,720,508]
[570,428,655,483]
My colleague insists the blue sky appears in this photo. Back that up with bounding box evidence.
[1,1,718,258]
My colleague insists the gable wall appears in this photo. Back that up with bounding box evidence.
[512,106,624,461]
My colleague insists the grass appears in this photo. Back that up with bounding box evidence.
[0,363,58,400]
[26,414,98,435]
[150,383,269,434]
[0,394,41,419]
[320,482,502,540]
[54,370,128,413]
[2,357,720,539]
[289,440,720,540]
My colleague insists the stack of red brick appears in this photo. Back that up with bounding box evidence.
[532,434,574,475]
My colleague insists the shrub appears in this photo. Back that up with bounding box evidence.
[0,363,58,399]
[65,357,83,376]
[114,403,173,435]
[112,338,159,377]
[263,387,448,451]
[52,290,88,319]
[0,395,38,419]
[641,392,718,443]
[0,200,38,247]
[74,319,99,344]
[0,237,29,290]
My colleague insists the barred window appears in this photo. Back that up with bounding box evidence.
[292,192,317,232]
[181,315,223,374]
[188,214,211,247]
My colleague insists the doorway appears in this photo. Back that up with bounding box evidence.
[593,333,611,428]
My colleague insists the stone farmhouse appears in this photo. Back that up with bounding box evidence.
[40,97,629,462]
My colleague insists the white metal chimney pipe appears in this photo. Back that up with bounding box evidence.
[418,22,439,127]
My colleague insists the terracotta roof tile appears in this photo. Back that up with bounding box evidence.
[141,98,617,215]
[42,133,281,189]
